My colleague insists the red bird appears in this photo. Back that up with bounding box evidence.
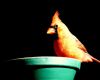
[47,11,100,63]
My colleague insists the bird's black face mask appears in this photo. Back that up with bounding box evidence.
[47,25,58,40]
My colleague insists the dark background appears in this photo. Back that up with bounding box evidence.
[1,0,100,80]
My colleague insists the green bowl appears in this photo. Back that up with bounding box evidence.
[5,57,81,80]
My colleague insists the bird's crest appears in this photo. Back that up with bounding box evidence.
[51,10,61,26]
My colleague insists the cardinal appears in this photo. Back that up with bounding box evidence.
[47,11,100,63]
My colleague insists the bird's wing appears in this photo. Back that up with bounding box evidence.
[73,35,88,53]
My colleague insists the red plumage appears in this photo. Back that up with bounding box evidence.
[47,11,100,63]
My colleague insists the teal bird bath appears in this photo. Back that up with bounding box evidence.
[5,57,81,80]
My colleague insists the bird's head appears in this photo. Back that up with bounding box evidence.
[46,11,61,39]
[46,10,69,39]
[47,10,60,35]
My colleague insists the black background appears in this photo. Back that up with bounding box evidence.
[1,0,100,80]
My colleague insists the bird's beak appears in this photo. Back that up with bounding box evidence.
[47,28,56,34]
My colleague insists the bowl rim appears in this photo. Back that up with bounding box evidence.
[8,56,81,69]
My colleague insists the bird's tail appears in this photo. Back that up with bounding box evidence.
[85,53,100,63]
[87,53,100,63]
[90,55,100,63]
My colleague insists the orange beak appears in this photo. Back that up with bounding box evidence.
[47,28,56,34]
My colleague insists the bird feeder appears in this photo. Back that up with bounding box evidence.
[4,57,81,80]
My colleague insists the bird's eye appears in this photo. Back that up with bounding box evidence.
[54,25,58,29]
[50,25,58,29]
